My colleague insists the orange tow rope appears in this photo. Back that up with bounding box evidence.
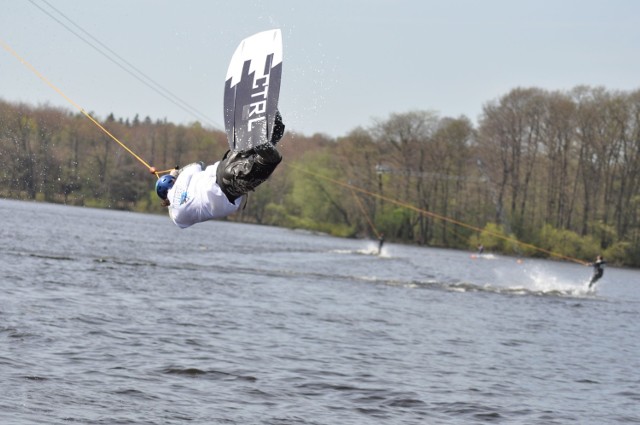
[1,39,161,178]
[289,163,589,266]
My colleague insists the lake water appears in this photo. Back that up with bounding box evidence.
[1,199,639,424]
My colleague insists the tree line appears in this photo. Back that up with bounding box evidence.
[1,85,639,266]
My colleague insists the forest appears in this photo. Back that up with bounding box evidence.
[1,85,639,266]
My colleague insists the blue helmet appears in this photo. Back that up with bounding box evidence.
[155,174,176,200]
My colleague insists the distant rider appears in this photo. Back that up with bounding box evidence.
[588,255,606,289]
[155,112,285,228]
[377,234,385,255]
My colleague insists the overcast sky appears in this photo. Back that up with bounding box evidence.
[1,0,639,138]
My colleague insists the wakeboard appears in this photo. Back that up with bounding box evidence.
[223,29,283,151]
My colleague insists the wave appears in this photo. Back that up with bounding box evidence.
[92,257,158,268]
[161,366,257,382]
[4,250,76,262]
[330,240,389,257]
[433,281,593,298]
[180,258,596,299]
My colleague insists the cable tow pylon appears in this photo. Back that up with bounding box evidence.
[1,39,162,178]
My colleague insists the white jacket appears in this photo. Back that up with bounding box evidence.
[166,162,242,228]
